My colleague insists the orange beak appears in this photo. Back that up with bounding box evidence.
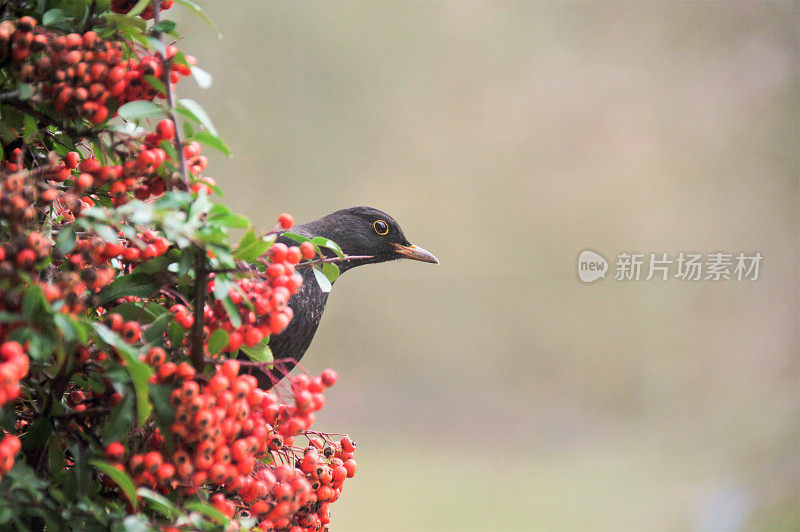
[392,243,439,264]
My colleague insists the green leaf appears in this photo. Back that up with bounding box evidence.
[47,434,66,480]
[219,295,242,328]
[102,390,133,445]
[313,267,332,293]
[22,114,38,143]
[143,312,172,345]
[16,82,32,100]
[127,0,153,16]
[144,74,166,95]
[182,118,195,139]
[137,487,178,519]
[145,35,167,56]
[151,20,177,33]
[192,130,230,156]
[237,228,257,250]
[117,100,164,121]
[184,501,230,525]
[176,99,217,135]
[68,443,92,497]
[92,324,152,425]
[190,65,212,89]
[129,31,151,49]
[322,262,340,284]
[175,0,222,38]
[167,320,184,346]
[234,231,271,262]
[132,255,171,276]
[0,405,15,432]
[21,284,47,322]
[207,328,229,356]
[312,236,345,258]
[207,212,250,229]
[55,225,76,254]
[10,329,53,360]
[90,461,138,510]
[97,274,160,306]
[147,383,175,454]
[0,312,20,323]
[53,314,79,343]
[94,223,119,243]
[122,515,151,532]
[42,9,69,27]
[241,337,272,363]
[111,301,167,323]
[281,231,311,244]
[22,417,50,452]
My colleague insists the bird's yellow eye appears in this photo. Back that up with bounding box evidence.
[373,219,389,235]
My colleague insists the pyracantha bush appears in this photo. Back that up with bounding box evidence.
[0,3,357,530]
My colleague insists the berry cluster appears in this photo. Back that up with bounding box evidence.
[0,151,72,233]
[0,229,51,274]
[0,433,21,480]
[0,342,29,407]
[207,242,305,353]
[111,0,174,20]
[1,17,191,124]
[66,125,207,209]
[104,359,355,530]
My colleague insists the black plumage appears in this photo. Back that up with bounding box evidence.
[258,207,437,387]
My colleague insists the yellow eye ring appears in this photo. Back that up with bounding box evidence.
[373,220,389,235]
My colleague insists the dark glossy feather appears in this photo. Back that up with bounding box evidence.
[251,207,437,388]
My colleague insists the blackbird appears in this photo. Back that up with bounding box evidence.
[257,206,438,387]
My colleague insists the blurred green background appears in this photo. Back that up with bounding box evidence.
[176,2,798,530]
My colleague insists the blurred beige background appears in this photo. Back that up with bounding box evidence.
[177,2,798,530]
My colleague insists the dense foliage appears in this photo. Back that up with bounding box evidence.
[0,1,356,530]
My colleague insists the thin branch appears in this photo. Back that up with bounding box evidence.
[153,0,189,188]
[211,254,374,275]
[189,247,208,369]
[293,254,373,269]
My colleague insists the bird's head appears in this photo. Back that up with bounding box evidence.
[298,206,438,271]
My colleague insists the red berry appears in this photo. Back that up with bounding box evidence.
[104,442,125,460]
[120,322,141,343]
[209,374,229,393]
[343,458,357,478]
[176,312,194,329]
[320,369,338,387]
[105,313,124,331]
[15,248,36,268]
[79,157,101,174]
[64,151,80,169]
[226,331,243,352]
[74,173,93,191]
[340,436,356,453]
[286,246,302,264]
[243,327,263,347]
[300,241,316,259]
[156,119,175,140]
[269,243,288,263]
[142,244,159,259]
[278,213,294,229]
[221,359,240,380]
[0,342,24,361]
[183,141,201,158]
